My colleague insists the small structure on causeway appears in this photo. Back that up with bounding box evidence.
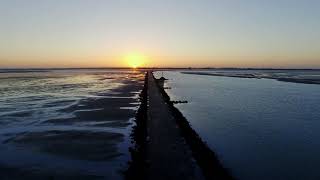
[155,72,168,87]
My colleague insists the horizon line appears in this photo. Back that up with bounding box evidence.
[1,67,320,70]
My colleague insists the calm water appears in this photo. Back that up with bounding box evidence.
[155,70,320,180]
[0,69,145,179]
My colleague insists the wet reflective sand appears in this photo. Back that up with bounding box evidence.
[0,69,145,179]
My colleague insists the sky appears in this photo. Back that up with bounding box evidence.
[0,0,319,68]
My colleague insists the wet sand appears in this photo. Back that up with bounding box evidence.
[5,130,123,161]
[0,165,102,180]
[47,80,144,126]
[0,71,145,179]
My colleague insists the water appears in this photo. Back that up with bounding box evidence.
[155,70,320,180]
[0,69,145,179]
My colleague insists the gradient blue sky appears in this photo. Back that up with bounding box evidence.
[0,0,319,68]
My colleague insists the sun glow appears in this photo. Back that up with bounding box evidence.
[124,53,147,68]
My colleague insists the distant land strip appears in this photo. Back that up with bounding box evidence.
[182,72,320,85]
[1,67,320,71]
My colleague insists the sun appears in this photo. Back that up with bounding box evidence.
[124,53,146,68]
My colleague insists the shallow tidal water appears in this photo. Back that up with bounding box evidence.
[155,70,320,180]
[0,69,145,179]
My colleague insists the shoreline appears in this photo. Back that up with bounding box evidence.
[125,72,149,179]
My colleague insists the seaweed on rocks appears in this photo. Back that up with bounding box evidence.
[125,72,149,180]
[153,72,233,180]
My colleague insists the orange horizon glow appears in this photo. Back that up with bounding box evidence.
[1,1,320,69]
[0,55,320,69]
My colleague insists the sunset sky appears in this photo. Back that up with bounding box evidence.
[0,0,319,68]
